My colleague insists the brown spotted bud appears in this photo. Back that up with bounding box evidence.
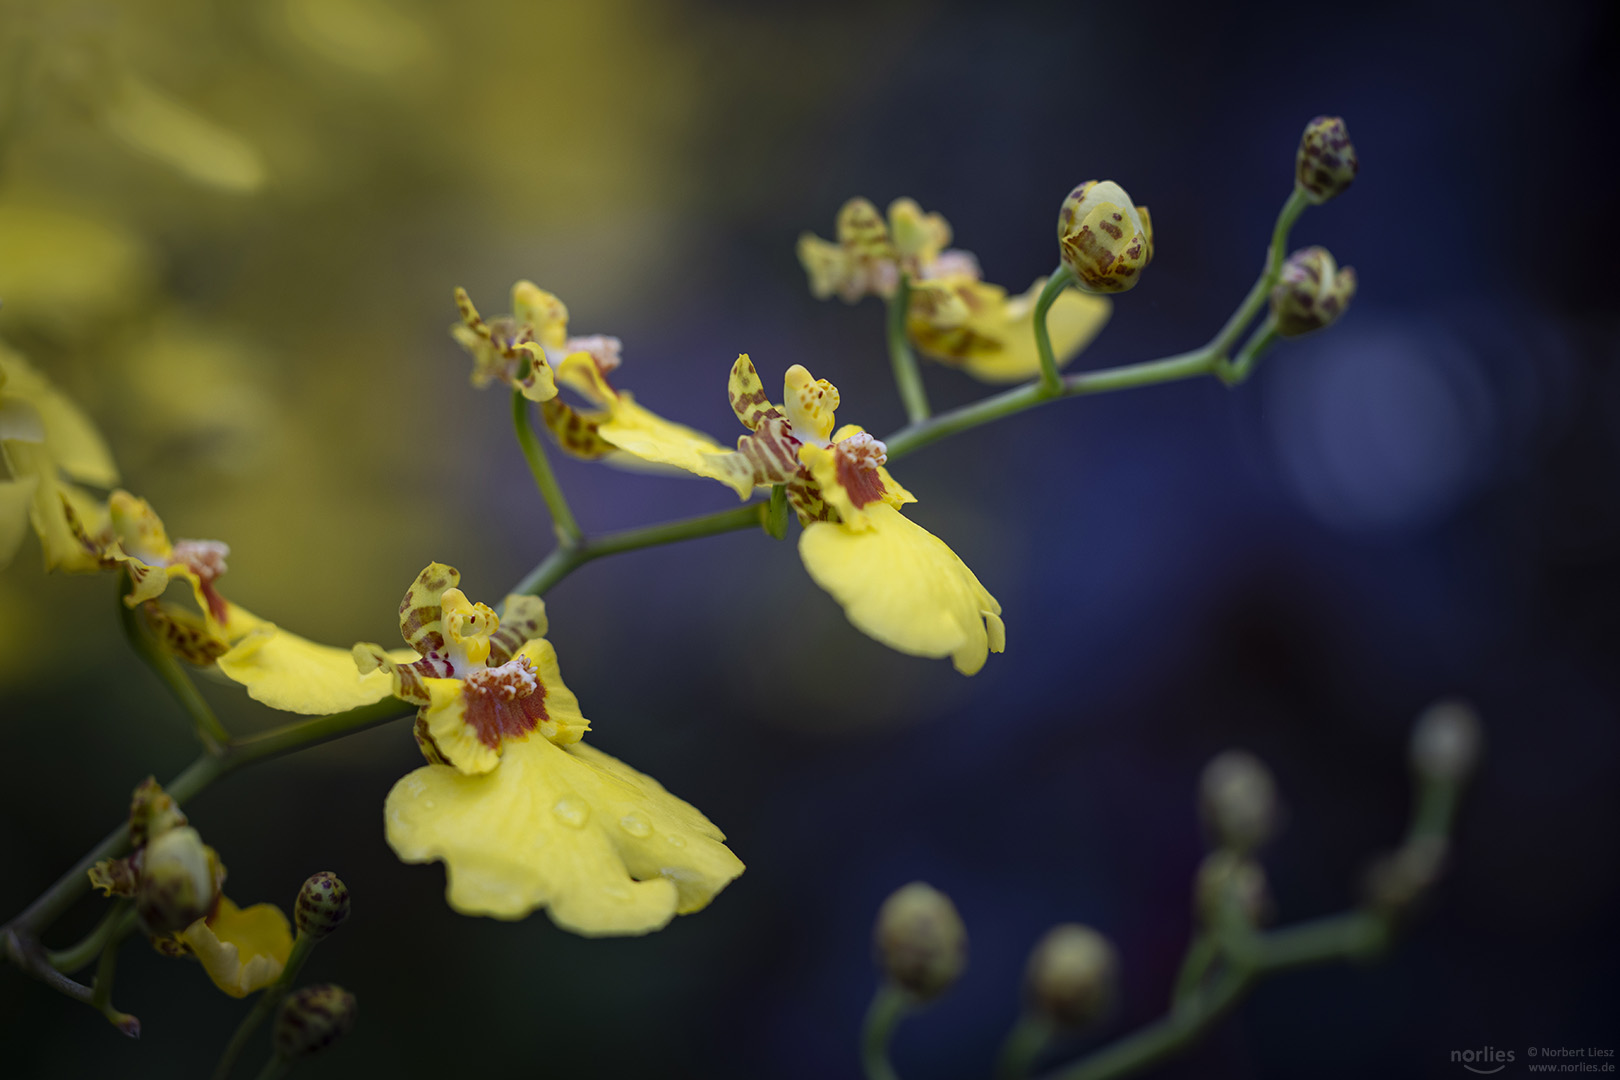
[1410,699,1483,785]
[1199,750,1279,853]
[135,826,220,935]
[295,872,350,939]
[1296,116,1358,203]
[1195,851,1273,927]
[1024,924,1119,1030]
[273,984,357,1060]
[1057,180,1153,294]
[1270,246,1356,337]
[873,882,967,1000]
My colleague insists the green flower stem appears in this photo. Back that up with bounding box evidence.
[118,579,231,754]
[510,503,765,599]
[882,348,1214,461]
[1032,264,1079,398]
[512,390,584,549]
[1204,185,1310,363]
[48,901,134,974]
[886,275,932,425]
[213,931,319,1080]
[1169,931,1219,1007]
[860,983,912,1080]
[996,1013,1056,1080]
[1253,911,1387,974]
[1216,317,1281,387]
[1044,964,1255,1080]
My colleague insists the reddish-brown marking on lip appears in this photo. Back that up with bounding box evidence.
[834,441,888,509]
[461,661,549,748]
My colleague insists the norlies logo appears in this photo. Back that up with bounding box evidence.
[1453,1047,1517,1074]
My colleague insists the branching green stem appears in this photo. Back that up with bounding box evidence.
[861,983,911,1080]
[1031,265,1078,398]
[214,931,319,1080]
[48,901,134,974]
[1204,185,1310,362]
[887,275,931,424]
[513,390,584,548]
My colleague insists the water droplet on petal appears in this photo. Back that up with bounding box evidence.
[665,834,687,849]
[602,883,633,901]
[423,799,436,810]
[619,811,652,838]
[551,796,589,828]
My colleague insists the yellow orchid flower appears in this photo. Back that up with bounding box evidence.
[89,778,293,998]
[455,281,730,471]
[60,487,409,714]
[798,197,1111,384]
[0,344,120,571]
[908,273,1111,385]
[590,356,1005,675]
[355,564,744,935]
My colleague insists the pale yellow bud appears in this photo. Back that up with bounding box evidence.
[873,882,967,1000]
[1270,246,1356,337]
[1199,750,1279,852]
[135,826,219,934]
[1195,851,1273,927]
[1024,924,1118,1029]
[1057,180,1153,294]
[1296,116,1358,203]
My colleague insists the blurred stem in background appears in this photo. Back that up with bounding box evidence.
[513,390,584,548]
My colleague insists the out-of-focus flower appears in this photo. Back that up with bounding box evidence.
[273,984,357,1061]
[1057,180,1153,294]
[1270,247,1356,337]
[89,778,293,998]
[459,282,730,469]
[588,355,1005,675]
[873,882,967,1000]
[1296,116,1358,204]
[101,76,267,194]
[355,564,744,935]
[800,198,1111,383]
[0,345,120,571]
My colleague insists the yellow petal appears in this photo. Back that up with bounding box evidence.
[217,608,411,714]
[799,502,1004,675]
[0,351,119,486]
[103,77,266,194]
[911,277,1111,384]
[595,399,750,496]
[180,897,293,998]
[386,735,744,935]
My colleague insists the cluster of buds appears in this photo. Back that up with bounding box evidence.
[1195,750,1281,929]
[90,778,223,935]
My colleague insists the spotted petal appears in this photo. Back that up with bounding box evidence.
[385,735,744,934]
[799,502,1005,675]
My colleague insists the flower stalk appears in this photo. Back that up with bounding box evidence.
[861,983,911,1080]
[886,274,932,424]
[1031,264,1078,398]
[512,389,584,549]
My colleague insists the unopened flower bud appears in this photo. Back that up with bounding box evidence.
[1057,180,1153,294]
[1195,851,1273,927]
[873,882,967,1000]
[135,826,219,934]
[1270,247,1356,337]
[295,872,350,939]
[128,776,187,848]
[1199,750,1279,852]
[1410,699,1483,785]
[1296,116,1358,203]
[1024,924,1119,1029]
[273,984,357,1060]
[1362,835,1449,914]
